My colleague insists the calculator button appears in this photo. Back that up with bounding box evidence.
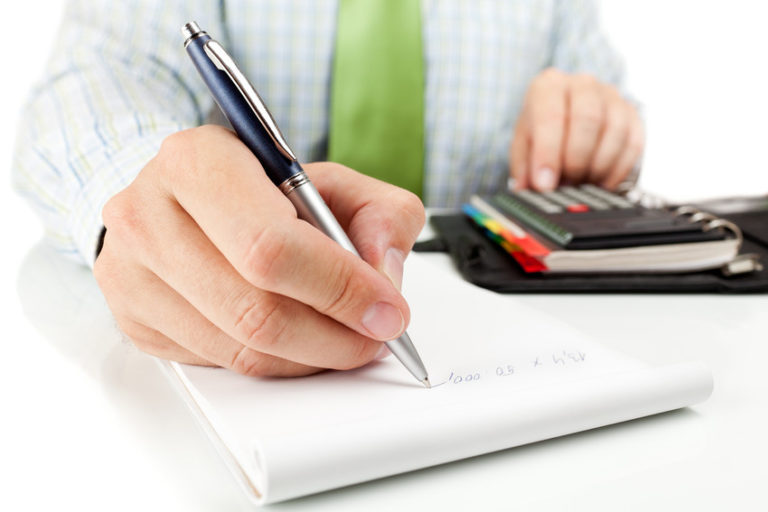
[542,190,580,208]
[559,186,611,210]
[515,189,563,213]
[580,184,635,209]
[566,204,590,213]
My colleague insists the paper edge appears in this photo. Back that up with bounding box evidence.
[158,360,266,505]
[251,361,714,503]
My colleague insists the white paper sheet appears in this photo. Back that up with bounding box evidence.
[164,253,713,504]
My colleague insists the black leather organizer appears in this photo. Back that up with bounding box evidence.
[413,208,768,293]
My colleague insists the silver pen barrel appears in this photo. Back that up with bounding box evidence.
[281,173,430,387]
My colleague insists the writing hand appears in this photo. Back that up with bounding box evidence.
[94,125,425,377]
[509,68,645,192]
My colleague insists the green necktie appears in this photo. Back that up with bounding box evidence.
[328,0,425,198]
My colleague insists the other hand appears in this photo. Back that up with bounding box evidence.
[94,125,425,377]
[510,68,645,192]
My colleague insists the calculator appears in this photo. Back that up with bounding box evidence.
[484,185,724,250]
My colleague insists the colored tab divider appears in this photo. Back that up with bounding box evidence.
[462,204,549,273]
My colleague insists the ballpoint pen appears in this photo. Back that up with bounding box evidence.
[181,21,431,388]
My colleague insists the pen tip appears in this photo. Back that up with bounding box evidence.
[423,377,431,389]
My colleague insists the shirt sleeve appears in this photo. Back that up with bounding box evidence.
[12,0,224,266]
[549,0,626,90]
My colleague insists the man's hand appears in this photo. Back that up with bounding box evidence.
[510,68,645,192]
[94,125,425,377]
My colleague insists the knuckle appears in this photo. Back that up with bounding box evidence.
[572,73,598,88]
[233,293,287,349]
[325,161,353,174]
[303,161,348,189]
[101,191,143,240]
[537,67,565,85]
[604,106,630,138]
[157,126,226,176]
[101,192,126,229]
[316,161,352,176]
[230,347,275,377]
[240,225,289,287]
[602,83,622,99]
[194,123,227,138]
[156,125,240,191]
[318,259,357,318]
[155,131,192,180]
[157,130,190,162]
[400,190,426,228]
[571,101,604,129]
[536,106,566,129]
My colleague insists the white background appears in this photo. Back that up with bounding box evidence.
[1,2,767,511]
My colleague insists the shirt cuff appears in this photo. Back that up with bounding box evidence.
[67,140,162,268]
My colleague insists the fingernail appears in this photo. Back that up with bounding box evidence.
[375,344,391,360]
[535,167,557,191]
[361,302,405,340]
[382,248,405,291]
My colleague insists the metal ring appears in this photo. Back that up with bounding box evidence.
[704,218,744,250]
[674,205,700,216]
[690,212,718,224]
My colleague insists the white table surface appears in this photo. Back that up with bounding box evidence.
[3,237,767,512]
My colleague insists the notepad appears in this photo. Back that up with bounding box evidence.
[162,253,713,505]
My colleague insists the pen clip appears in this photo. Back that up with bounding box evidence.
[203,40,298,162]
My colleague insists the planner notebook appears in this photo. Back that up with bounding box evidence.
[465,186,744,273]
[162,254,713,505]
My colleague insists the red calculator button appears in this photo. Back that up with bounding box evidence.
[567,204,590,213]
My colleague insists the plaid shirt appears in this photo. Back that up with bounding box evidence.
[12,0,625,264]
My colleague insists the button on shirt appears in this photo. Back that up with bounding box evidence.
[12,0,625,264]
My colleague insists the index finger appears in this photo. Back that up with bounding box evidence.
[306,162,425,285]
[527,70,568,191]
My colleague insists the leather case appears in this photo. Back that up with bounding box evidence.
[413,211,768,293]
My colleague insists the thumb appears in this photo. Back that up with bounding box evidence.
[347,193,424,291]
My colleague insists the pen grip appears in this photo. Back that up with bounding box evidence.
[185,34,301,186]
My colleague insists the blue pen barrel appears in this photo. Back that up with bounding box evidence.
[184,33,302,186]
